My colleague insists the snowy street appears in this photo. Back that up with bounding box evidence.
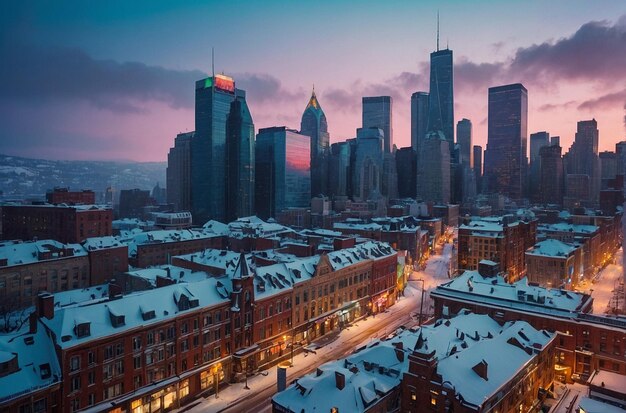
[578,247,624,314]
[176,242,455,413]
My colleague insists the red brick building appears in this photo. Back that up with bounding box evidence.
[0,239,89,311]
[46,188,96,205]
[431,270,626,383]
[82,236,129,285]
[1,204,112,243]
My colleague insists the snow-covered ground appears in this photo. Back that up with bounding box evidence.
[178,243,455,413]
[579,247,624,314]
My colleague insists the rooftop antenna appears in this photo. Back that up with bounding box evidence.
[436,10,440,52]
[211,47,215,79]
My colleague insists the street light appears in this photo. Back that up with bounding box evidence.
[283,334,294,366]
[415,279,425,325]
[212,363,221,399]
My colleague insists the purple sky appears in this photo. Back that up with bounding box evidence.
[1,1,625,161]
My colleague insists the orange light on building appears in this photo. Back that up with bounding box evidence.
[215,74,235,93]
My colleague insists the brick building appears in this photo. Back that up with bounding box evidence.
[1,204,112,243]
[82,236,129,286]
[525,239,583,289]
[538,222,602,278]
[0,240,89,311]
[431,270,626,383]
[458,215,537,281]
[46,188,96,205]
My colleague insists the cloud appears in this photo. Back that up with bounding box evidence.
[538,101,578,112]
[577,89,626,111]
[234,72,305,104]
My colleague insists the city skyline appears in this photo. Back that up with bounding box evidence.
[1,1,625,162]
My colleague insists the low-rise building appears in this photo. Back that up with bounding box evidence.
[82,236,128,285]
[525,239,583,289]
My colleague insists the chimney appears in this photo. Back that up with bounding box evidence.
[108,281,122,299]
[472,360,488,381]
[335,371,346,390]
[29,311,38,334]
[37,292,54,320]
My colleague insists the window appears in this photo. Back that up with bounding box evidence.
[204,313,212,326]
[132,336,142,351]
[70,398,80,412]
[147,332,154,345]
[181,322,188,334]
[181,339,189,352]
[88,351,95,365]
[71,376,81,392]
[103,383,123,400]
[134,355,141,369]
[70,355,80,372]
[87,394,95,407]
[180,379,190,398]
[104,345,114,360]
[88,371,95,385]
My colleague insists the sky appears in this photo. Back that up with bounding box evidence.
[1,0,625,162]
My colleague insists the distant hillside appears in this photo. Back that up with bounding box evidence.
[0,154,166,200]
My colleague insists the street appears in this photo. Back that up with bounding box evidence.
[579,247,624,314]
[176,241,455,413]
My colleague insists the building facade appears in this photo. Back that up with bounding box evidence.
[300,89,330,197]
[427,48,454,152]
[167,131,193,212]
[410,91,429,155]
[362,96,393,154]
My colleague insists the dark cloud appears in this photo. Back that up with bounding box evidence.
[577,89,626,111]
[234,73,305,104]
[455,59,504,92]
[0,41,205,112]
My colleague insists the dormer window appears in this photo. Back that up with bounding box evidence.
[74,322,91,338]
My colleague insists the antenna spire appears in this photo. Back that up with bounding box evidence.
[436,11,440,51]
[211,47,215,79]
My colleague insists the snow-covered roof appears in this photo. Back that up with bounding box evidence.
[254,263,293,300]
[0,322,61,403]
[334,222,383,231]
[123,229,221,257]
[202,220,229,236]
[227,216,295,239]
[538,222,599,235]
[41,277,231,349]
[526,239,578,258]
[433,270,590,316]
[0,239,86,267]
[589,369,626,393]
[53,284,109,308]
[124,265,208,285]
[175,249,256,276]
[459,220,503,233]
[82,236,125,251]
[326,241,396,270]
[578,397,626,413]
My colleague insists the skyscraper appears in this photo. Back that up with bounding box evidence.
[328,141,352,198]
[362,96,393,153]
[456,118,472,167]
[416,131,450,204]
[353,127,384,201]
[564,119,600,203]
[300,89,330,197]
[529,131,550,201]
[226,95,255,222]
[484,83,528,200]
[255,127,311,219]
[192,74,253,224]
[427,48,454,151]
[396,147,417,199]
[539,145,563,205]
[167,131,193,212]
[411,92,429,154]
[473,145,483,194]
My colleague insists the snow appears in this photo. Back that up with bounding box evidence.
[326,241,396,271]
[578,397,626,413]
[125,265,208,285]
[124,229,221,257]
[0,239,87,267]
[0,321,61,403]
[526,239,577,257]
[82,235,125,250]
[53,284,109,307]
[538,222,599,235]
[176,249,256,276]
[589,369,626,393]
[0,165,37,176]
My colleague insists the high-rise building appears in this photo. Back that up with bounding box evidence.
[564,119,600,203]
[192,74,252,224]
[226,96,255,222]
[411,92,429,154]
[328,141,352,198]
[255,127,311,219]
[551,136,560,147]
[484,83,528,200]
[382,153,398,200]
[301,89,330,197]
[529,131,550,201]
[600,151,618,181]
[353,127,384,201]
[362,96,393,153]
[456,118,472,167]
[539,145,563,205]
[396,147,417,199]
[167,132,193,212]
[616,141,626,176]
[427,48,454,151]
[473,145,483,194]
[416,131,450,204]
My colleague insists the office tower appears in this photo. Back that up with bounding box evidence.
[600,151,618,181]
[427,48,454,151]
[473,145,483,194]
[167,132,193,211]
[362,96,393,153]
[484,83,528,200]
[411,92,429,154]
[396,147,417,198]
[551,136,560,147]
[563,119,600,203]
[456,118,472,167]
[119,189,152,219]
[529,132,550,201]
[353,127,384,201]
[539,145,563,205]
[416,131,450,204]
[255,127,311,219]
[192,74,252,224]
[382,153,398,199]
[301,89,330,197]
[226,96,255,222]
[616,141,626,176]
[328,141,352,198]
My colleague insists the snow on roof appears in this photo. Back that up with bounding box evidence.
[589,369,626,393]
[434,271,589,315]
[578,397,626,413]
[0,321,61,403]
[459,220,503,233]
[54,284,109,308]
[125,265,208,285]
[436,320,554,407]
[82,236,125,250]
[0,239,86,267]
[201,220,229,236]
[254,263,293,300]
[284,256,319,285]
[334,222,383,231]
[538,222,599,234]
[124,229,220,257]
[41,277,231,349]
[175,249,256,276]
[227,216,294,239]
[526,239,578,258]
[326,241,395,270]
[300,228,343,237]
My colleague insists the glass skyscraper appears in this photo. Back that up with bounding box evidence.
[300,89,329,197]
[255,127,311,219]
[191,74,253,224]
[427,49,454,152]
[411,91,429,156]
[167,131,193,212]
[362,96,393,154]
[456,118,472,167]
[484,83,528,200]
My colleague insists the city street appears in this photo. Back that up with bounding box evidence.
[177,243,455,413]
[581,247,624,314]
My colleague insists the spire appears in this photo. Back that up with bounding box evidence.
[436,10,440,52]
[211,47,215,79]
[306,86,319,110]
[232,252,251,279]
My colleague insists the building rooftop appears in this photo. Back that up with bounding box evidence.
[82,236,125,251]
[326,241,396,270]
[526,239,578,258]
[0,239,86,267]
[124,229,221,257]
